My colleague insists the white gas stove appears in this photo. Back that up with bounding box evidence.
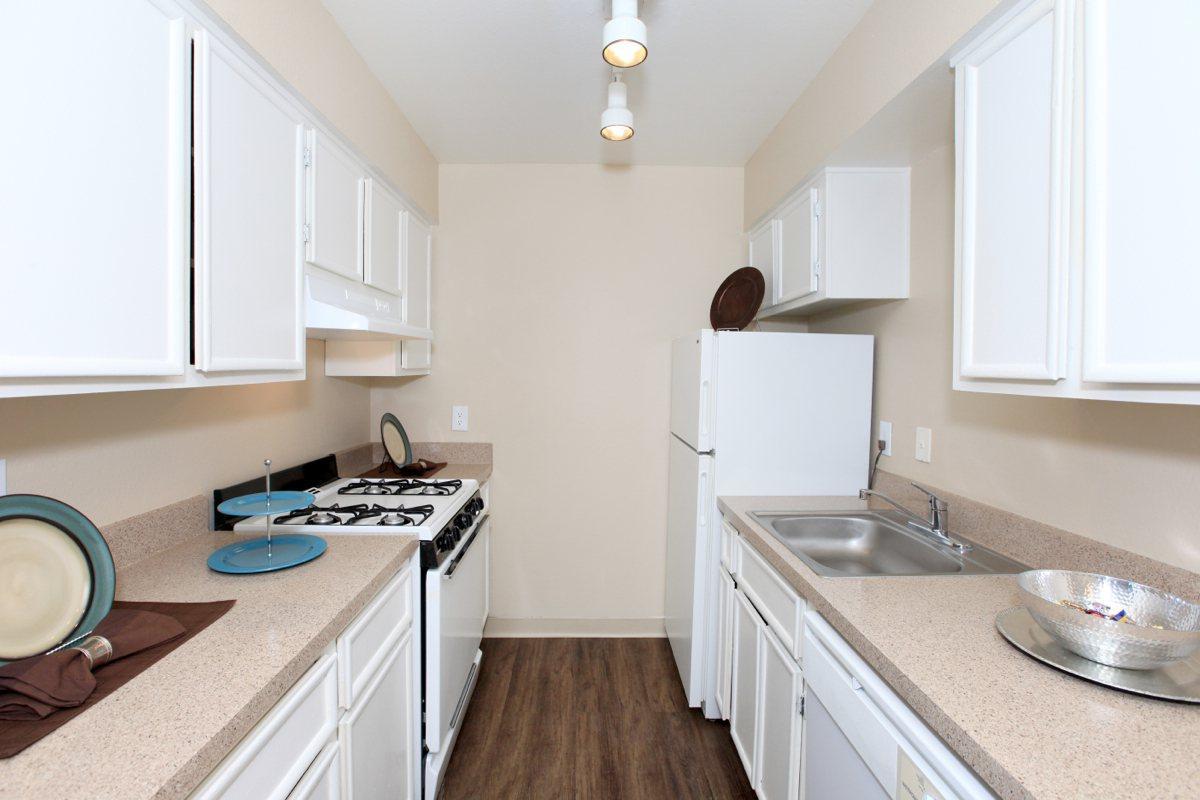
[221,466,489,800]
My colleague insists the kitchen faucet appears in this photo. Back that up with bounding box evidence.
[858,483,972,552]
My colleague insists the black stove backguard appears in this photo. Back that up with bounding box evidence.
[212,454,340,531]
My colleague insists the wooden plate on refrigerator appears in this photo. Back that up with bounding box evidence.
[710,267,765,330]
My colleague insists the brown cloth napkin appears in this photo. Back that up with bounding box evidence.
[398,458,447,477]
[0,608,186,720]
[0,599,234,759]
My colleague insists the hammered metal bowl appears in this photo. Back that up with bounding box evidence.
[1017,570,1200,670]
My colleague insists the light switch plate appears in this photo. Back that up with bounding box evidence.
[915,427,932,463]
[0,459,6,495]
[878,421,893,457]
[451,406,469,432]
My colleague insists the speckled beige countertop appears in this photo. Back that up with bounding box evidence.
[0,532,418,800]
[719,495,1200,800]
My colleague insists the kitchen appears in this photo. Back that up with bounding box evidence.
[2,0,1199,798]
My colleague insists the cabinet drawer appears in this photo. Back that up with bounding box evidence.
[720,518,739,573]
[736,536,804,661]
[337,566,412,710]
[288,740,341,800]
[192,649,339,800]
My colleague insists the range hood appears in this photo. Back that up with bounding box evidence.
[304,269,431,341]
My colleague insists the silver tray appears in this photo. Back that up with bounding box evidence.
[996,607,1200,703]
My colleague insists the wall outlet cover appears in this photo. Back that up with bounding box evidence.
[0,458,5,495]
[452,405,469,432]
[878,421,893,457]
[915,427,932,463]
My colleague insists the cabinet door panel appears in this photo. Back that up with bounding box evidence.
[749,222,777,308]
[758,626,803,800]
[364,180,404,296]
[1082,0,1200,382]
[0,0,188,377]
[194,31,305,372]
[403,212,432,331]
[729,589,762,784]
[956,0,1070,380]
[775,188,819,305]
[307,131,364,280]
[339,631,413,800]
[715,568,735,721]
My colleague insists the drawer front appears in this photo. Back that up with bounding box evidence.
[193,649,339,800]
[337,566,412,709]
[288,740,341,800]
[736,536,804,661]
[720,518,739,573]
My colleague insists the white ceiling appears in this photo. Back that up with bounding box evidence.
[320,0,873,166]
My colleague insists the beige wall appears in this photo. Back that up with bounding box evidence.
[744,0,1002,227]
[0,341,370,527]
[371,164,745,632]
[206,0,439,219]
[807,145,1200,574]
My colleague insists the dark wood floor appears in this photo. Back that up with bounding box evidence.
[439,638,755,800]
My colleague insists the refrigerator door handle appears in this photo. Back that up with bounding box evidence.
[699,378,710,443]
[697,468,709,527]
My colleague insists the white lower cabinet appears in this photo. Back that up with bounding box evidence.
[729,587,763,784]
[758,626,804,800]
[714,566,735,720]
[339,630,413,799]
[194,561,418,800]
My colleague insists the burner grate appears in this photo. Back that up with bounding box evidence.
[338,478,463,497]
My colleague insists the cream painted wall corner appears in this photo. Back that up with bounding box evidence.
[371,163,745,626]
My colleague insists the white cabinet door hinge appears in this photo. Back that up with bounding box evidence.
[797,694,805,717]
[303,146,312,168]
[302,223,311,243]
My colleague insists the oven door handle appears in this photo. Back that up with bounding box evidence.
[443,513,489,579]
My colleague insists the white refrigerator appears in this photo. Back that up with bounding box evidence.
[664,330,874,717]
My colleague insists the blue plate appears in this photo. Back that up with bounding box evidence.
[217,491,315,518]
[0,494,116,666]
[207,534,327,574]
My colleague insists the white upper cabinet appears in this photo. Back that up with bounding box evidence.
[364,179,404,296]
[193,30,305,373]
[754,168,910,318]
[775,187,819,306]
[747,221,777,312]
[954,0,1071,381]
[306,130,365,281]
[953,0,1200,403]
[401,212,433,370]
[0,0,189,378]
[1081,0,1200,384]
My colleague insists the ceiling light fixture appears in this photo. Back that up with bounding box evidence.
[602,0,648,68]
[600,72,634,141]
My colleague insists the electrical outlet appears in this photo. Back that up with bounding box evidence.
[451,406,469,432]
[878,421,893,457]
[915,427,932,463]
[0,459,6,495]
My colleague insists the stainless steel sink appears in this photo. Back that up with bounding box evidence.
[748,510,1027,577]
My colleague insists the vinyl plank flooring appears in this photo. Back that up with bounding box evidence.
[439,638,756,800]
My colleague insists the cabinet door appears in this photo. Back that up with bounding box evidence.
[193,31,305,372]
[748,222,777,308]
[954,0,1072,380]
[401,211,433,369]
[364,179,403,296]
[775,187,819,305]
[715,567,735,721]
[307,130,364,281]
[1082,0,1200,383]
[729,589,763,784]
[0,0,189,377]
[339,631,413,800]
[758,626,803,800]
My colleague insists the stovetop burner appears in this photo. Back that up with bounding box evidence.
[338,478,463,497]
[272,501,436,527]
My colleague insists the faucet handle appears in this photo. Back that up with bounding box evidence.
[910,482,947,509]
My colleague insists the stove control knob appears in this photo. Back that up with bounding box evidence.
[455,512,472,528]
[435,534,450,551]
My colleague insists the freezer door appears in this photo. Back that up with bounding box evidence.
[664,433,713,707]
[714,332,874,495]
[670,331,714,452]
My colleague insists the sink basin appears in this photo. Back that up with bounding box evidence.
[748,511,1027,577]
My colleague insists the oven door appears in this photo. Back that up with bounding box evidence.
[425,515,489,753]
